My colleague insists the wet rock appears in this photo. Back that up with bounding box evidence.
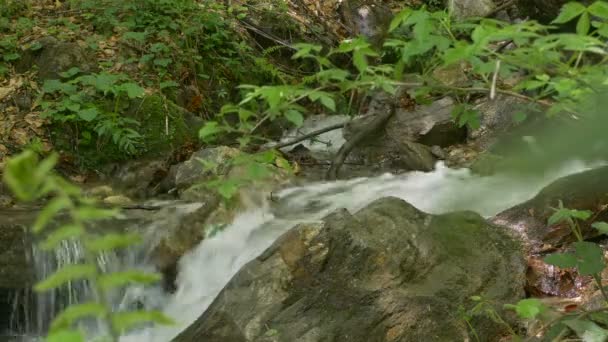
[276,115,350,161]
[148,200,222,292]
[492,165,608,249]
[16,37,95,80]
[385,96,465,148]
[171,146,240,191]
[0,211,32,289]
[516,0,591,24]
[112,159,169,198]
[173,197,526,342]
[102,195,133,206]
[340,1,393,48]
[450,0,496,19]
[468,95,530,150]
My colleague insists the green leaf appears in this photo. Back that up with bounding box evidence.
[319,95,336,112]
[111,310,174,333]
[40,224,85,250]
[552,2,587,24]
[34,264,96,292]
[49,302,106,332]
[78,108,99,122]
[544,253,578,268]
[389,8,413,32]
[512,298,546,319]
[198,121,223,142]
[548,207,592,225]
[284,109,304,126]
[217,180,240,199]
[160,80,179,89]
[513,111,528,123]
[563,318,608,342]
[574,241,605,275]
[59,67,81,79]
[32,197,70,233]
[577,11,591,35]
[3,150,53,201]
[98,271,161,291]
[353,50,368,74]
[119,83,145,99]
[592,222,608,235]
[47,329,85,342]
[85,233,141,253]
[588,1,608,19]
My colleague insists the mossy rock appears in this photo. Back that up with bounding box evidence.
[129,95,203,157]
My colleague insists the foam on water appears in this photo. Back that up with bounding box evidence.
[120,160,600,341]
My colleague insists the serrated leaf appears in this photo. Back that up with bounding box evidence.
[552,2,587,24]
[111,310,174,333]
[40,224,85,250]
[47,329,85,342]
[588,1,608,19]
[353,50,368,74]
[198,121,222,142]
[577,11,591,35]
[120,83,145,99]
[98,271,161,290]
[78,108,99,122]
[32,197,70,233]
[49,302,106,332]
[216,180,239,199]
[574,241,605,275]
[513,298,546,319]
[284,109,304,126]
[34,264,96,292]
[544,253,578,268]
[319,95,336,111]
[548,207,592,225]
[563,318,608,342]
[592,222,608,235]
[389,8,412,32]
[85,233,141,253]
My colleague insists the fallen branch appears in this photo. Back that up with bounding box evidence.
[262,122,347,151]
[326,105,395,180]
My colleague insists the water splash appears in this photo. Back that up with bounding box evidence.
[120,160,600,341]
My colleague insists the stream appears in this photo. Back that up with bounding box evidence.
[5,160,601,341]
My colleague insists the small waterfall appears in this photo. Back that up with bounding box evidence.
[10,160,603,341]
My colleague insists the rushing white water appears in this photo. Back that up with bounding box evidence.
[119,160,601,341]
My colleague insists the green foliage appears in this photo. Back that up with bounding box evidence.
[2,150,173,341]
[504,200,608,340]
[40,69,145,155]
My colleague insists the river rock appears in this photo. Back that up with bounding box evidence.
[173,197,526,342]
[171,146,240,191]
[450,0,496,19]
[385,96,465,148]
[492,165,608,249]
[16,36,95,80]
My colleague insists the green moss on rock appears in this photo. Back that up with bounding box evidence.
[130,95,203,157]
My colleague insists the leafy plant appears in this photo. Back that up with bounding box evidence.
[3,150,173,342]
[40,69,145,155]
[493,201,608,341]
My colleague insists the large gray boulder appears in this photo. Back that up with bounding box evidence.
[173,197,526,342]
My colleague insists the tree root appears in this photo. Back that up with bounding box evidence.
[325,105,396,180]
